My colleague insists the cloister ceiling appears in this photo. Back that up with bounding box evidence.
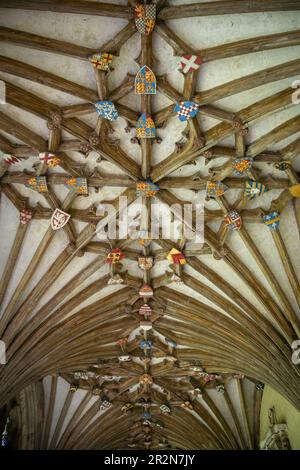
[0,0,300,450]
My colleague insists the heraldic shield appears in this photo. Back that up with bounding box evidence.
[139,303,152,318]
[64,177,88,195]
[134,3,156,35]
[89,52,113,71]
[136,113,156,138]
[245,180,268,200]
[139,284,153,298]
[138,257,153,270]
[178,55,202,74]
[51,208,71,231]
[206,181,228,199]
[224,210,242,231]
[95,101,119,121]
[106,248,125,264]
[20,209,32,225]
[25,176,48,193]
[135,66,156,94]
[167,248,186,265]
[39,152,60,168]
[136,181,159,197]
[232,157,253,175]
[263,212,281,230]
[1,151,21,165]
[174,101,199,122]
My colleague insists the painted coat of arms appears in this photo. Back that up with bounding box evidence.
[89,52,113,71]
[263,212,281,230]
[139,284,153,298]
[106,248,125,264]
[107,274,124,285]
[95,101,119,121]
[99,400,112,411]
[167,248,186,265]
[136,181,159,197]
[245,180,268,200]
[178,55,202,74]
[174,101,199,122]
[51,208,71,231]
[39,152,60,168]
[64,177,88,195]
[1,153,21,165]
[136,113,156,138]
[232,157,253,175]
[134,3,156,35]
[25,176,48,193]
[138,256,153,270]
[135,66,156,94]
[224,210,242,231]
[206,181,228,199]
[140,339,153,350]
[19,209,32,225]
[139,304,152,318]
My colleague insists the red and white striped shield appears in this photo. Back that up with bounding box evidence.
[178,55,202,74]
[51,208,70,231]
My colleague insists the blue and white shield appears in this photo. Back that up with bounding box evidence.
[95,101,119,121]
[245,180,268,200]
[263,212,281,230]
[174,101,199,122]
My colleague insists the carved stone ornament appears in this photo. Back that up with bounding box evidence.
[140,374,153,385]
[274,161,291,171]
[139,304,152,318]
[260,407,291,450]
[47,110,63,130]
[89,132,100,146]
[79,141,92,157]
[74,371,90,380]
[181,401,193,410]
[121,403,134,413]
[256,382,265,392]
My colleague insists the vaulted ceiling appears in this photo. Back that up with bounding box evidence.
[0,0,300,450]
